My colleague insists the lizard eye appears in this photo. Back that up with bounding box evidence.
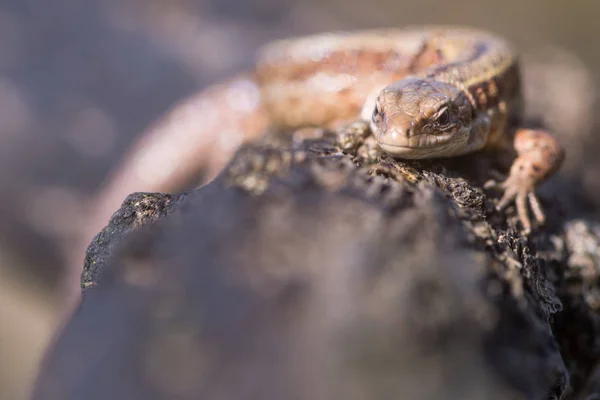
[435,106,451,126]
[372,103,384,122]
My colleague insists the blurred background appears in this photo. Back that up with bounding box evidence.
[1,0,599,398]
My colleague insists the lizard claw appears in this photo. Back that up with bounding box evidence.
[484,175,545,234]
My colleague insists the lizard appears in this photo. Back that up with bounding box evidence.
[89,26,565,235]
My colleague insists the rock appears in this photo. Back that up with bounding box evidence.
[32,121,585,399]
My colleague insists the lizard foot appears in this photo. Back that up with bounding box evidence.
[484,128,565,234]
[484,176,544,234]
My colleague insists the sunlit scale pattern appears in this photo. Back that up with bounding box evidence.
[253,27,519,131]
[256,34,427,128]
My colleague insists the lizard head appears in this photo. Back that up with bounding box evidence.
[370,77,474,159]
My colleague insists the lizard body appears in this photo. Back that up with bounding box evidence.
[93,26,565,233]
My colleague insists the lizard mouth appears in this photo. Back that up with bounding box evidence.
[376,130,465,159]
[377,142,445,159]
[377,132,454,149]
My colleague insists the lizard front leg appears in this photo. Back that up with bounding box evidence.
[486,128,565,233]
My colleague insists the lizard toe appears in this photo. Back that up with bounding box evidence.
[486,173,545,234]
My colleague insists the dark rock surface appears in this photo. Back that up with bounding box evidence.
[32,122,600,399]
[81,192,186,291]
